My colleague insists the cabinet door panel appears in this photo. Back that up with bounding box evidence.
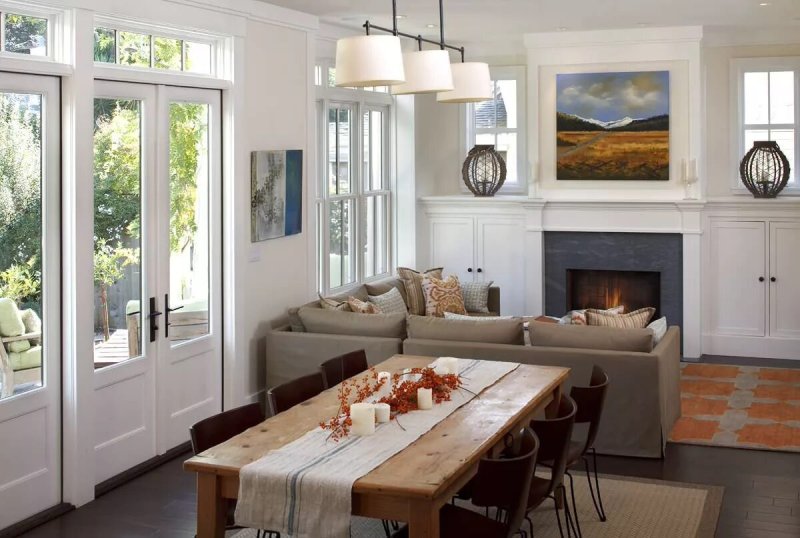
[430,218,475,283]
[477,218,525,316]
[769,222,800,338]
[709,221,767,337]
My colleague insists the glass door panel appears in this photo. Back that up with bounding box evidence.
[92,98,143,368]
[167,102,209,343]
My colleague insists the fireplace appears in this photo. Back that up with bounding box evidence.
[567,269,661,318]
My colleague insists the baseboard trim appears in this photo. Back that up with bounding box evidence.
[95,442,192,498]
[0,503,73,538]
[702,334,800,361]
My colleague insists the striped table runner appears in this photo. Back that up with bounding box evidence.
[235,358,519,538]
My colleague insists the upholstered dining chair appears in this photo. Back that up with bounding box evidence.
[320,349,369,388]
[392,428,540,538]
[189,403,278,538]
[527,395,578,538]
[267,372,326,415]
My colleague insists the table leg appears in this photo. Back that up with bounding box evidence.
[196,472,226,538]
[407,498,440,538]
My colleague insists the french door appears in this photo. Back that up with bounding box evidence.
[92,81,221,484]
[0,73,61,528]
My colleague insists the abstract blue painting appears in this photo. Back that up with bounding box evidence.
[251,150,303,241]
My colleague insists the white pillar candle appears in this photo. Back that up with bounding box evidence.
[376,371,392,399]
[374,403,391,423]
[417,388,433,410]
[350,403,375,436]
[440,357,459,375]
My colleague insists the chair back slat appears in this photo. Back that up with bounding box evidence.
[268,372,326,415]
[530,395,577,497]
[189,403,264,455]
[570,365,609,452]
[320,350,369,388]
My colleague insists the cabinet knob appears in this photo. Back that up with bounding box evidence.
[770,277,777,283]
[477,268,483,273]
[467,268,473,273]
[759,276,765,282]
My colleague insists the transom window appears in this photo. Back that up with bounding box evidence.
[733,58,799,191]
[93,25,214,75]
[0,9,49,57]
[464,66,526,193]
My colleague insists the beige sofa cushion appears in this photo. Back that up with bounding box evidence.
[298,308,406,338]
[529,321,653,352]
[407,315,524,345]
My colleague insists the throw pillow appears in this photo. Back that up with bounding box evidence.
[368,287,407,315]
[347,296,382,314]
[461,280,494,313]
[397,267,443,316]
[20,309,41,334]
[318,293,351,312]
[0,298,25,337]
[648,316,668,344]
[421,275,467,317]
[586,307,655,329]
[444,312,514,321]
[566,305,625,325]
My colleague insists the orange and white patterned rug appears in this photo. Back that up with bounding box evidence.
[670,363,800,453]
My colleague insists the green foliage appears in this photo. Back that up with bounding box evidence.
[93,27,115,63]
[169,103,206,253]
[118,31,150,67]
[0,258,40,308]
[154,37,182,70]
[93,240,137,288]
[4,14,47,55]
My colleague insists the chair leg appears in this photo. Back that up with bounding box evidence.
[382,520,391,537]
[549,494,567,538]
[584,448,607,522]
[566,471,583,538]
[525,515,535,538]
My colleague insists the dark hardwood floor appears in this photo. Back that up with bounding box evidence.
[14,355,800,538]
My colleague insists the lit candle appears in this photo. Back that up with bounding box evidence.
[374,403,391,423]
[417,388,433,410]
[440,357,459,375]
[350,403,375,436]
[376,371,392,399]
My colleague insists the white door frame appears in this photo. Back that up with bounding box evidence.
[0,71,61,530]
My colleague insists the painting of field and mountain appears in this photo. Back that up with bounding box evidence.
[556,71,670,180]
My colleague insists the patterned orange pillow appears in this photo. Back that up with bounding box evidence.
[347,296,382,314]
[421,275,467,317]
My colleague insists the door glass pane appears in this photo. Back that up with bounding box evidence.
[361,195,387,280]
[93,98,142,368]
[769,71,794,125]
[0,91,43,399]
[118,31,151,67]
[4,14,48,56]
[744,72,769,125]
[154,37,182,70]
[363,110,384,191]
[169,102,210,343]
[329,199,354,289]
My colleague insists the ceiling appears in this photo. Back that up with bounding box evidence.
[265,0,800,50]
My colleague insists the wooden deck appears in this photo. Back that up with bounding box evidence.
[94,330,133,368]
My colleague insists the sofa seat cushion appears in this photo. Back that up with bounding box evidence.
[529,321,654,352]
[298,308,406,339]
[407,315,524,345]
[9,346,42,371]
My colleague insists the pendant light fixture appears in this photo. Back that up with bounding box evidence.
[336,0,491,103]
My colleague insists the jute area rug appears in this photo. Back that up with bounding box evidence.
[671,363,800,452]
[232,474,722,538]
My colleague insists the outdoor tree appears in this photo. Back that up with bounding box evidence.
[93,240,138,341]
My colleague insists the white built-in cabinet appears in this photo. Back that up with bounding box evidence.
[429,216,525,316]
[707,218,800,358]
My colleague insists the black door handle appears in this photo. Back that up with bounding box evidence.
[477,268,483,273]
[770,277,777,282]
[164,294,184,339]
[148,297,162,343]
[759,277,765,282]
[467,268,473,273]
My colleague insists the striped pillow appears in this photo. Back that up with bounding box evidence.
[397,267,443,316]
[586,307,655,329]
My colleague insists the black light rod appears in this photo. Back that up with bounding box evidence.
[439,0,445,51]
[363,21,465,59]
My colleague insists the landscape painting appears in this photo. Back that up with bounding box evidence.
[251,150,303,242]
[556,71,670,181]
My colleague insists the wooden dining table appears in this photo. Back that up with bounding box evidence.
[184,354,570,538]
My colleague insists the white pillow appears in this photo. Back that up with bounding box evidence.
[647,316,668,344]
[444,312,514,322]
[368,287,408,315]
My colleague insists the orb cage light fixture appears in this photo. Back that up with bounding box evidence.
[334,0,492,103]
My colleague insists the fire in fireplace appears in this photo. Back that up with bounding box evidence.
[566,269,661,317]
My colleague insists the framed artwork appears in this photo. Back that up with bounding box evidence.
[556,71,670,180]
[251,150,303,242]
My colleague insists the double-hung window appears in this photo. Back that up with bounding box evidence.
[732,58,799,192]
[316,61,393,294]
[464,66,526,193]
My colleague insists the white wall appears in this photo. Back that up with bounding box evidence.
[705,43,800,198]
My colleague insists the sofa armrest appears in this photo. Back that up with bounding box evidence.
[265,326,403,388]
[651,326,682,448]
[487,286,500,315]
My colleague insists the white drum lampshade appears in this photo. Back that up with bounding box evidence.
[437,62,492,103]
[392,50,454,95]
[335,35,405,87]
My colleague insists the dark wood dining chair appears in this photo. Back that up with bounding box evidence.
[320,349,369,388]
[189,404,278,538]
[267,372,326,415]
[527,395,578,538]
[392,428,540,538]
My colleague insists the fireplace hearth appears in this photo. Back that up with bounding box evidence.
[567,269,661,318]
